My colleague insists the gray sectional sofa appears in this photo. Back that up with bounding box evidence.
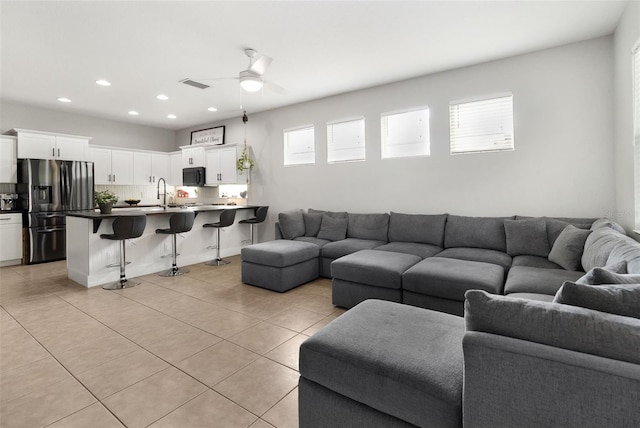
[298,218,640,427]
[272,209,606,315]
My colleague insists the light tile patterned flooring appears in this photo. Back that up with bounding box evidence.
[0,256,344,427]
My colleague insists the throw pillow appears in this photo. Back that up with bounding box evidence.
[591,268,640,285]
[554,281,640,319]
[548,225,592,271]
[576,260,628,285]
[504,218,550,257]
[308,208,348,219]
[303,212,324,237]
[317,214,348,241]
[278,210,305,240]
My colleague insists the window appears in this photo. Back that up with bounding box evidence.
[327,118,365,163]
[381,107,430,159]
[284,125,315,166]
[449,93,514,154]
[633,44,640,227]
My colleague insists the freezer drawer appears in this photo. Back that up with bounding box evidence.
[28,226,66,264]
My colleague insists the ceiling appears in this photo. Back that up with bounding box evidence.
[0,1,629,131]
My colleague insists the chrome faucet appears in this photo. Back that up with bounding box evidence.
[157,177,167,209]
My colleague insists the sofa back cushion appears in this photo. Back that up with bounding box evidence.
[347,213,389,241]
[582,226,640,274]
[278,210,305,239]
[554,282,640,319]
[465,290,640,365]
[303,212,324,237]
[388,212,447,247]
[444,215,510,252]
[504,218,550,257]
[515,216,595,247]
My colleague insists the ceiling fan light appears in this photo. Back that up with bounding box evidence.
[240,74,263,92]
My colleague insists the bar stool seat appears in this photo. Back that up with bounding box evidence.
[239,206,269,245]
[100,215,146,290]
[203,209,236,266]
[156,211,195,276]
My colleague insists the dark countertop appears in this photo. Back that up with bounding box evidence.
[67,205,258,219]
[0,210,25,214]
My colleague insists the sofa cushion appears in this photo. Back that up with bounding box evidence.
[606,234,640,274]
[321,238,386,260]
[591,269,640,285]
[548,225,591,271]
[503,292,555,302]
[576,260,627,285]
[504,266,584,296]
[436,248,512,271]
[278,209,305,239]
[590,218,626,234]
[303,212,324,237]
[465,289,640,365]
[504,218,550,257]
[294,236,331,247]
[581,227,625,272]
[331,250,421,289]
[375,242,442,259]
[308,208,348,219]
[347,213,389,241]
[388,212,447,247]
[511,255,561,269]
[300,299,465,428]
[241,240,320,267]
[554,282,640,319]
[317,215,348,241]
[403,257,505,301]
[444,215,510,252]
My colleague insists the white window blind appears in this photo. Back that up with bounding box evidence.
[381,107,430,159]
[449,93,514,154]
[633,44,640,227]
[327,118,365,163]
[284,126,315,166]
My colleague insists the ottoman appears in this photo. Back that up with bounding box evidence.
[299,299,465,428]
[402,257,504,316]
[241,240,320,292]
[331,250,421,309]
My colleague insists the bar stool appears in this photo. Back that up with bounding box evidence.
[100,215,147,290]
[239,206,269,245]
[203,209,236,266]
[156,211,195,276]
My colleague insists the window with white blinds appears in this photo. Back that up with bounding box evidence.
[633,44,640,228]
[381,107,430,159]
[449,93,514,154]
[327,118,365,163]
[284,125,315,166]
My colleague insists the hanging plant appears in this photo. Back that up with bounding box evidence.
[237,146,254,173]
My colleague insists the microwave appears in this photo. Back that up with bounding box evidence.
[183,167,205,186]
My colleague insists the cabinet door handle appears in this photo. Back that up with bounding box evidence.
[152,176,155,183]
[113,174,116,182]
[149,176,152,183]
[52,147,55,157]
[58,148,60,157]
[0,218,10,221]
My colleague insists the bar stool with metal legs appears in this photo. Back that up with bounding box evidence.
[239,206,269,245]
[203,209,236,266]
[100,215,147,290]
[155,211,195,276]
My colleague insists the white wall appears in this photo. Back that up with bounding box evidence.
[177,37,616,241]
[614,1,640,232]
[0,100,175,151]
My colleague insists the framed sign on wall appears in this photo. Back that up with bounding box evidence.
[191,125,225,145]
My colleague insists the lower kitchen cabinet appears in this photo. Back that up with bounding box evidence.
[0,213,22,266]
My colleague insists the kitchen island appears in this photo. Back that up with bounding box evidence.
[66,205,259,287]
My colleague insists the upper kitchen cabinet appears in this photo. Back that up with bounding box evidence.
[132,152,170,185]
[169,152,183,186]
[0,136,17,183]
[181,145,206,168]
[205,145,237,186]
[11,129,90,161]
[89,147,134,185]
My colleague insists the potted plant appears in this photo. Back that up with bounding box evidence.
[95,190,118,214]
[237,145,254,174]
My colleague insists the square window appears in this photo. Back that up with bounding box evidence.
[381,107,430,159]
[327,118,365,163]
[284,126,315,166]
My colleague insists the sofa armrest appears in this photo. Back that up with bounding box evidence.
[463,331,640,428]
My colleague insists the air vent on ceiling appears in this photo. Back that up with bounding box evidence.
[180,78,210,89]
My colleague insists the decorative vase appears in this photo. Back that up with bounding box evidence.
[243,160,251,169]
[99,203,113,214]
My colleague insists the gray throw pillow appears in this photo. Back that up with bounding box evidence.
[554,281,640,319]
[303,212,324,237]
[591,269,640,285]
[504,219,550,257]
[548,225,592,271]
[317,215,348,241]
[278,209,305,240]
[576,260,627,285]
[308,208,348,219]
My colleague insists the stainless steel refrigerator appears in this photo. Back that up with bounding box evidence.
[18,159,94,264]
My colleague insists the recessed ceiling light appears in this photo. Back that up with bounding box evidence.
[57,97,71,103]
[96,80,111,86]
[167,114,176,119]
[207,107,218,112]
[128,110,139,116]
[156,94,169,100]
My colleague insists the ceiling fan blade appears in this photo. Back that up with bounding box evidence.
[249,55,273,75]
[264,80,286,95]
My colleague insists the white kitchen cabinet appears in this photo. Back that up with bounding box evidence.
[12,129,89,161]
[205,146,237,185]
[0,136,17,183]
[181,146,206,168]
[89,147,134,185]
[0,213,22,266]
[152,153,170,183]
[133,152,170,185]
[169,152,183,186]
